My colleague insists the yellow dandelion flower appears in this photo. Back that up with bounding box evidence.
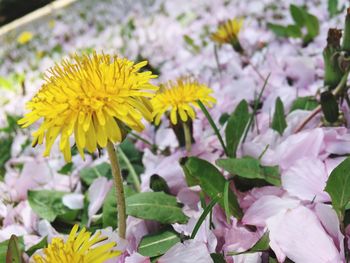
[17,31,33,45]
[18,52,158,162]
[151,77,216,125]
[211,18,244,52]
[32,225,121,263]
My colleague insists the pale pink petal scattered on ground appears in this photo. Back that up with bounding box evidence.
[158,240,213,263]
[62,193,84,210]
[87,177,113,225]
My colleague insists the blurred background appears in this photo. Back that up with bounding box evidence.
[0,0,54,26]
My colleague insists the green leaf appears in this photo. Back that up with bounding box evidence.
[303,13,320,43]
[58,162,74,175]
[183,35,200,53]
[285,25,302,38]
[267,23,288,37]
[290,96,318,112]
[79,162,112,186]
[197,100,229,156]
[328,0,338,17]
[321,91,339,123]
[25,237,47,257]
[180,157,200,187]
[289,4,305,27]
[119,138,145,179]
[102,186,136,229]
[150,174,171,194]
[210,253,226,263]
[271,97,287,135]
[225,100,250,157]
[138,230,180,257]
[183,157,243,219]
[228,231,270,255]
[325,157,350,219]
[126,192,188,224]
[0,137,13,177]
[216,157,281,186]
[0,238,24,263]
[28,190,72,222]
[6,235,23,263]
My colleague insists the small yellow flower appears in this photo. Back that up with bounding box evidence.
[18,52,158,161]
[17,31,33,45]
[32,225,121,263]
[211,18,243,50]
[151,77,216,125]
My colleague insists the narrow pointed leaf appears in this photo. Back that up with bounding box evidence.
[225,100,249,157]
[271,97,287,135]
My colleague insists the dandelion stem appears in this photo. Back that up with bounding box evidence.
[183,122,192,154]
[118,147,141,192]
[106,141,126,238]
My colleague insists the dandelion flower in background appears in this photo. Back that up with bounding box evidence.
[18,52,158,162]
[211,18,244,52]
[17,31,34,45]
[151,77,216,125]
[33,224,121,263]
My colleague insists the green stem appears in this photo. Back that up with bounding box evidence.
[182,122,192,154]
[118,147,141,192]
[106,141,126,238]
[191,193,222,239]
[197,100,229,156]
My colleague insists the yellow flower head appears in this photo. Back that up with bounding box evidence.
[211,18,243,45]
[17,31,33,45]
[33,225,121,263]
[18,52,158,162]
[151,77,216,125]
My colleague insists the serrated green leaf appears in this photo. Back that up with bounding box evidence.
[290,4,305,27]
[325,157,350,220]
[28,190,72,222]
[271,97,287,135]
[126,192,188,224]
[225,100,250,157]
[290,96,318,112]
[183,157,243,219]
[138,230,180,257]
[321,91,339,123]
[216,157,281,186]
